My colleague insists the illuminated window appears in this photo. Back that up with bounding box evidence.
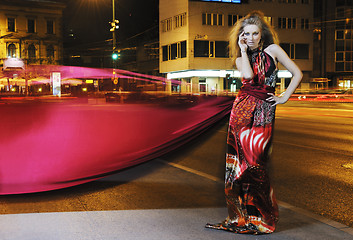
[7,43,16,58]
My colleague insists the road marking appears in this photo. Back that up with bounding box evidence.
[156,159,223,183]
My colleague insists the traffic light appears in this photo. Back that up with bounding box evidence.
[112,52,118,60]
[110,19,120,32]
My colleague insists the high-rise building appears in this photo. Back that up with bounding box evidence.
[160,0,313,95]
[314,0,353,89]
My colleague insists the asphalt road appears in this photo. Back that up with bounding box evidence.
[272,101,353,228]
[0,100,352,230]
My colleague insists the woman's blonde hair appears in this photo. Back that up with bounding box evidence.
[229,10,279,63]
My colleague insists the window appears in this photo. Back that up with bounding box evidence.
[162,40,187,61]
[180,41,187,58]
[280,43,309,59]
[278,17,296,29]
[28,19,35,33]
[7,43,16,58]
[174,12,187,29]
[336,62,344,71]
[161,18,172,32]
[7,17,15,32]
[301,19,309,30]
[215,41,229,58]
[194,40,229,58]
[194,40,209,57]
[336,40,344,51]
[336,52,344,61]
[202,13,223,26]
[336,30,344,39]
[47,20,54,34]
[46,45,54,58]
[162,45,168,61]
[295,44,309,59]
[280,43,291,57]
[28,44,36,59]
[346,39,352,51]
[228,14,242,26]
[171,43,178,60]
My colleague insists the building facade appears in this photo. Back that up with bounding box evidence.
[160,0,313,95]
[314,0,353,89]
[0,0,65,73]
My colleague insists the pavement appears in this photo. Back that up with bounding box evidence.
[0,200,352,240]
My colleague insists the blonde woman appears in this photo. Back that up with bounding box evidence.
[206,11,302,234]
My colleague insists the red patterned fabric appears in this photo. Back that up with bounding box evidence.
[207,48,279,234]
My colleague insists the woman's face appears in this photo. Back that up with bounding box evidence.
[242,24,262,50]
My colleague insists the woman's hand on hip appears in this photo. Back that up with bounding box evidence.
[266,93,288,106]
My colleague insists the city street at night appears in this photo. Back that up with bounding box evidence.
[0,100,353,239]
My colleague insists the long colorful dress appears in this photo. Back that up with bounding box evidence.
[206,48,279,234]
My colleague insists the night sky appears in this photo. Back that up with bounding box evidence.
[63,0,159,45]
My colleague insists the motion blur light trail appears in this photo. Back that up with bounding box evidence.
[2,64,181,85]
[0,96,233,194]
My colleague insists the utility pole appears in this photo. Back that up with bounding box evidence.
[110,0,119,89]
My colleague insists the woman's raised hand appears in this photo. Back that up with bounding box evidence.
[238,31,248,52]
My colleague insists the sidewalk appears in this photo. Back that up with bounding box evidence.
[0,203,352,240]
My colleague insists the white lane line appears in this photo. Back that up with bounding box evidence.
[156,159,223,183]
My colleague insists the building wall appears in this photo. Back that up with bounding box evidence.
[321,0,353,89]
[160,0,314,94]
[0,0,65,67]
[160,0,189,73]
